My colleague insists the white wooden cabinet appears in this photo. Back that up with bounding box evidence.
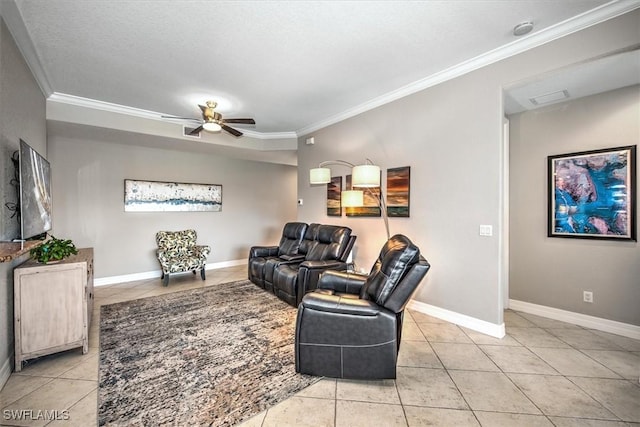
[13,248,94,372]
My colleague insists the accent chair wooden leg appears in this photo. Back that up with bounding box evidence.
[163,274,169,286]
[200,268,206,281]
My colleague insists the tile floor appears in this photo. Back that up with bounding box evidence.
[1,265,639,426]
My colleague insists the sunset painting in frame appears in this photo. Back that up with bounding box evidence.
[327,176,342,216]
[345,174,381,217]
[387,166,410,217]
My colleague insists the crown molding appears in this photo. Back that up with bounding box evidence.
[48,92,161,119]
[47,93,298,140]
[1,0,53,96]
[296,0,640,136]
[233,129,298,140]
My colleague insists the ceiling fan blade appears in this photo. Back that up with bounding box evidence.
[223,118,255,125]
[221,124,243,137]
[189,125,204,135]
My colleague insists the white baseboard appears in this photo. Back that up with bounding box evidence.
[408,300,506,338]
[94,270,160,286]
[94,259,247,287]
[509,299,640,340]
[0,357,12,392]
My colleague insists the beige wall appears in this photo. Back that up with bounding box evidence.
[296,10,640,327]
[0,17,47,385]
[509,86,640,326]
[48,130,298,279]
[0,19,47,240]
[297,74,504,324]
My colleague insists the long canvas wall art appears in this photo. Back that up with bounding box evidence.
[124,179,222,212]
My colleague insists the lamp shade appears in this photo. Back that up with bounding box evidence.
[341,190,364,207]
[309,167,331,184]
[352,164,381,187]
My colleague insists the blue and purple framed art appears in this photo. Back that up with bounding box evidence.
[548,145,636,241]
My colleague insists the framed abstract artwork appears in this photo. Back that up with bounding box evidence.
[327,176,342,216]
[345,174,381,217]
[548,145,636,240]
[124,179,222,212]
[387,166,410,217]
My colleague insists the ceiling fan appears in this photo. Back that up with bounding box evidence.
[162,101,255,137]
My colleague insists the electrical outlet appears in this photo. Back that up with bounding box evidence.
[583,291,593,303]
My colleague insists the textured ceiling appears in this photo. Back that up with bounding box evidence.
[4,0,635,136]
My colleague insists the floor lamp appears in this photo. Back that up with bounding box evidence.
[310,159,390,240]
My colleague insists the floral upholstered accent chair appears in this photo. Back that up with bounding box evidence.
[156,229,211,286]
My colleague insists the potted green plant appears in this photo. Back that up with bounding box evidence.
[30,236,78,264]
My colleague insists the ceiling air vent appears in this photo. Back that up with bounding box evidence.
[183,126,201,138]
[529,90,570,106]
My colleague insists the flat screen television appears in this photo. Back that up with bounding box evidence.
[19,139,52,240]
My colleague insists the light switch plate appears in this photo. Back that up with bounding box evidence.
[479,225,493,236]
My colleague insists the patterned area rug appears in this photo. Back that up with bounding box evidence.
[98,280,317,426]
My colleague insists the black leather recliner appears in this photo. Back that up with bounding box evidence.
[248,222,308,289]
[295,234,430,379]
[263,223,320,293]
[271,224,354,307]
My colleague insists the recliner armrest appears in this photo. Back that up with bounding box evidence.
[300,260,347,271]
[300,292,380,316]
[317,270,367,295]
[280,254,305,262]
[295,261,350,306]
[249,246,279,258]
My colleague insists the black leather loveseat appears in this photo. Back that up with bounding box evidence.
[248,222,355,306]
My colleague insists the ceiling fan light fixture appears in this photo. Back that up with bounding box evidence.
[163,99,254,137]
[202,121,222,132]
